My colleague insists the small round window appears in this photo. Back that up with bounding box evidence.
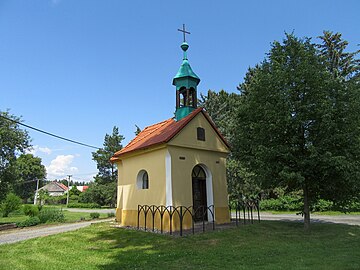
[137,170,149,189]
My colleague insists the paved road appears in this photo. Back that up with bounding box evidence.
[233,212,360,226]
[65,208,115,213]
[0,218,114,245]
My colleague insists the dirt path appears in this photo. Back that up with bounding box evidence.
[0,218,114,245]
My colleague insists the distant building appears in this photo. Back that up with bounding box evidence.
[37,181,68,196]
[69,186,89,192]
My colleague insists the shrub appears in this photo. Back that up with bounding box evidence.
[107,212,115,218]
[23,205,39,217]
[260,196,303,211]
[67,203,100,209]
[311,199,333,212]
[90,212,100,219]
[17,216,41,227]
[38,208,65,223]
[1,193,22,217]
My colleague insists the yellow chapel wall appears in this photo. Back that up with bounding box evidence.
[168,112,230,226]
[115,146,168,227]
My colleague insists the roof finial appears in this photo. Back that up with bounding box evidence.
[177,24,190,43]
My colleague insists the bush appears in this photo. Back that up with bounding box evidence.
[67,202,100,209]
[23,205,39,217]
[107,212,115,218]
[311,199,333,212]
[38,208,65,223]
[1,193,22,217]
[17,216,41,227]
[90,212,100,219]
[260,195,303,211]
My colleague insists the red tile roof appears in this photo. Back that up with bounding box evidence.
[54,182,68,191]
[110,108,229,162]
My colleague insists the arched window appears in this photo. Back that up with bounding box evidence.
[137,170,149,189]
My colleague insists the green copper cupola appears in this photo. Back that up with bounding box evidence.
[173,38,200,121]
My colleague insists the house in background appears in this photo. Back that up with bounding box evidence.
[37,181,68,196]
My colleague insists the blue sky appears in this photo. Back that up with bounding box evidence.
[1,0,359,182]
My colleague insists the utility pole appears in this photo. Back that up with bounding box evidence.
[67,175,72,206]
[34,178,40,205]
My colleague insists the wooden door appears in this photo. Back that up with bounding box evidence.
[192,166,207,222]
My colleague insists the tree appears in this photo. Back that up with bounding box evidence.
[13,154,46,201]
[199,90,240,144]
[1,193,22,217]
[134,125,141,136]
[317,31,359,80]
[92,126,124,184]
[235,33,360,229]
[0,111,31,201]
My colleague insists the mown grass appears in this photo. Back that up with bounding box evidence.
[0,210,108,225]
[0,221,359,270]
[265,210,360,215]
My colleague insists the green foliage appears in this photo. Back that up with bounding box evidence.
[67,202,100,209]
[38,208,65,223]
[260,196,303,211]
[16,216,41,227]
[69,186,81,196]
[235,33,360,227]
[90,212,100,219]
[13,154,46,201]
[0,111,31,201]
[92,126,124,184]
[23,204,39,217]
[107,212,115,218]
[79,182,116,207]
[1,193,22,217]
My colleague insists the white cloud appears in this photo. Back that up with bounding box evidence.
[26,145,52,156]
[46,155,78,178]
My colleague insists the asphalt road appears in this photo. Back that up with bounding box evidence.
[0,218,114,245]
[236,212,360,226]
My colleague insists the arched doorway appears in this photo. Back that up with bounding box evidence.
[192,165,208,221]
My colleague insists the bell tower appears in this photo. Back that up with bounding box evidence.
[173,25,200,121]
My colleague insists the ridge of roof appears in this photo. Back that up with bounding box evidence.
[110,107,229,162]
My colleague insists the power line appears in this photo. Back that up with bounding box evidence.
[0,114,103,151]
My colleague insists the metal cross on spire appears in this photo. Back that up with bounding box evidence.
[178,24,190,43]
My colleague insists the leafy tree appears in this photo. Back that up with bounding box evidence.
[13,154,46,201]
[0,111,31,201]
[79,182,116,207]
[92,126,124,184]
[235,33,360,229]
[69,185,81,196]
[199,90,240,143]
[1,192,22,217]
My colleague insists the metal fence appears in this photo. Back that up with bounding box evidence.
[137,204,215,236]
[229,199,260,225]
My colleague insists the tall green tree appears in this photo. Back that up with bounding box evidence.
[13,154,46,201]
[92,126,124,184]
[235,33,360,229]
[199,90,259,200]
[317,31,359,80]
[0,111,31,201]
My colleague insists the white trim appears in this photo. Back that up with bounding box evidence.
[165,150,173,206]
[199,164,214,222]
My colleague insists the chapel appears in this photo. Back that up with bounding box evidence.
[111,33,230,231]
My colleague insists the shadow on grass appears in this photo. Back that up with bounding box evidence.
[89,221,360,270]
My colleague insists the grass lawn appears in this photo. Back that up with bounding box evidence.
[264,210,360,215]
[0,210,108,225]
[0,221,359,270]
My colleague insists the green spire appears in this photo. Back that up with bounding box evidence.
[172,42,200,89]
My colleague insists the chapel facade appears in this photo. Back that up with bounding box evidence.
[111,38,230,231]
